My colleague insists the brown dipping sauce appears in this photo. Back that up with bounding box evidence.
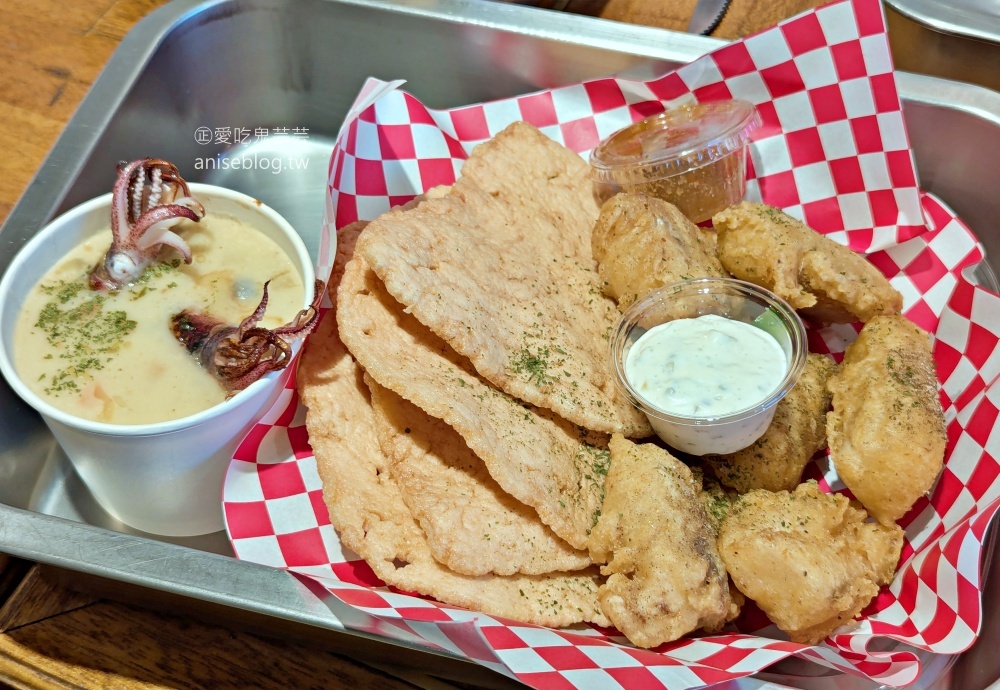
[589,100,761,224]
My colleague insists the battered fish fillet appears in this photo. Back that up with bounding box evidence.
[588,435,739,648]
[707,354,837,493]
[592,193,727,310]
[367,377,591,576]
[718,483,903,645]
[826,315,947,525]
[357,121,651,437]
[714,202,902,323]
[295,226,608,628]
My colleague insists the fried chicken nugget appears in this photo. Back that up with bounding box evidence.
[593,193,726,310]
[719,483,903,645]
[713,202,902,323]
[707,353,837,493]
[588,435,739,648]
[827,315,947,525]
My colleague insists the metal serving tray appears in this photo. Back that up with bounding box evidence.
[884,1,1000,97]
[885,0,1000,44]
[2,0,1000,686]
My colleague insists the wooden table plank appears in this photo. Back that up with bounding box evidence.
[0,0,171,228]
[0,600,426,690]
[0,559,33,614]
[0,566,95,634]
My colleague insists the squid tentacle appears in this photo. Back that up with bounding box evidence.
[147,166,164,208]
[90,158,204,292]
[234,281,272,336]
[171,279,325,395]
[131,165,146,222]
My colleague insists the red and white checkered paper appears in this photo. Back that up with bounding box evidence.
[223,0,1000,686]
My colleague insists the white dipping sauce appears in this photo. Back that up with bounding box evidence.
[625,313,787,418]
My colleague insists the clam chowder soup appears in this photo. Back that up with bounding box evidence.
[14,213,304,424]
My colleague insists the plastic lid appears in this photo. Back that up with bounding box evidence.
[589,100,761,180]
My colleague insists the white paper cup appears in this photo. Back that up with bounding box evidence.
[0,184,315,536]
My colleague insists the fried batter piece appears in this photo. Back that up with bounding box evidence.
[338,251,610,551]
[592,193,727,310]
[713,202,902,323]
[358,121,650,437]
[588,435,739,648]
[367,377,591,577]
[707,354,837,493]
[296,222,609,629]
[827,315,947,525]
[718,483,903,645]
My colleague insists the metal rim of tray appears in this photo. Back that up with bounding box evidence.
[885,0,1000,45]
[3,0,1000,685]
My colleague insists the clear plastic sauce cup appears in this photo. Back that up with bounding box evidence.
[590,100,761,224]
[610,278,807,455]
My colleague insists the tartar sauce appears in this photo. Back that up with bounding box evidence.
[624,313,787,418]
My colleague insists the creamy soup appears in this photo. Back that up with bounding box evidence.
[14,213,304,425]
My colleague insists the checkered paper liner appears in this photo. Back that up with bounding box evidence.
[223,0,1000,686]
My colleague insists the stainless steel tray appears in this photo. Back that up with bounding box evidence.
[885,0,1000,44]
[2,0,1000,686]
[885,1,1000,95]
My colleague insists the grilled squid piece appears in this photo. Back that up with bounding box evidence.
[171,279,325,394]
[89,158,205,291]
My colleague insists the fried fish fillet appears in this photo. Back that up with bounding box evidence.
[367,377,591,576]
[588,435,739,648]
[713,202,902,323]
[296,233,608,628]
[592,193,727,310]
[357,121,650,437]
[826,315,946,525]
[337,251,608,551]
[707,353,837,493]
[718,483,903,645]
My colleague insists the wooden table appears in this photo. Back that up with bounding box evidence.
[2,0,996,687]
[0,559,466,689]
